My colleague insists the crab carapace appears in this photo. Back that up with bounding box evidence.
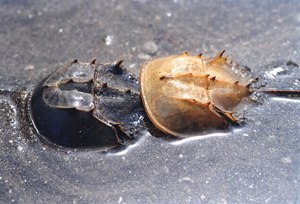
[30,59,146,150]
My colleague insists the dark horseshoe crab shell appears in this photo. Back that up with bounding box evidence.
[30,59,146,151]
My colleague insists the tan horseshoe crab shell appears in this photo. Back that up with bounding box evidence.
[139,51,252,137]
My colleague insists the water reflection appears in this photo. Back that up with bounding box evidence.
[171,132,229,146]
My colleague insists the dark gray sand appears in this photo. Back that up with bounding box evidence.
[1,0,300,203]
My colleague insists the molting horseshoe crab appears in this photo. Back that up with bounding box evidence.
[30,59,146,150]
[30,51,299,150]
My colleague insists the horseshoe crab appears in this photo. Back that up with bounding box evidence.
[139,51,300,137]
[30,51,299,150]
[139,51,253,137]
[30,59,146,150]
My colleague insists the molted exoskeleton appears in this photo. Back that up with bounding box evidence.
[139,51,252,137]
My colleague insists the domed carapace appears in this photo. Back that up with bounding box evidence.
[30,59,145,151]
[139,51,252,137]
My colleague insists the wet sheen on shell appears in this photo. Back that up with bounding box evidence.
[139,51,252,137]
[30,59,145,150]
